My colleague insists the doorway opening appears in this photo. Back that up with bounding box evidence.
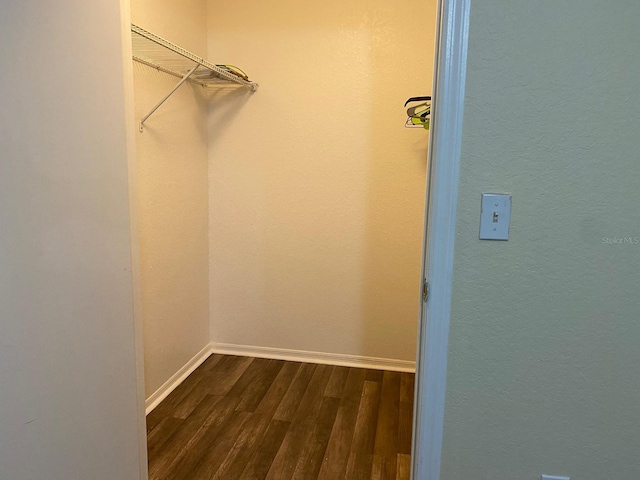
[126,0,446,478]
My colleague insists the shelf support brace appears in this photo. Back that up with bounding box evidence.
[139,63,200,132]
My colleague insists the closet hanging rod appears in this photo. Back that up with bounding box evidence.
[131,24,258,131]
[132,55,209,87]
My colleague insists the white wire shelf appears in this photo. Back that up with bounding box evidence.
[131,24,258,131]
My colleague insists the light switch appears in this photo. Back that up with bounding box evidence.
[479,193,511,240]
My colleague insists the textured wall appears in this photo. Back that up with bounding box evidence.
[131,0,211,397]
[442,2,640,479]
[206,0,437,361]
[0,1,143,478]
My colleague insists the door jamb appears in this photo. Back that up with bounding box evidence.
[118,0,149,478]
[411,1,470,479]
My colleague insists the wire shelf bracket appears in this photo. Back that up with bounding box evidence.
[131,24,258,132]
[138,63,199,132]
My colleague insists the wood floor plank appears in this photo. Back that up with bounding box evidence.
[344,380,382,478]
[324,365,350,398]
[199,353,224,372]
[170,356,232,420]
[371,455,398,480]
[148,395,222,480]
[165,357,223,419]
[185,411,252,480]
[146,357,212,431]
[272,362,316,422]
[171,390,209,420]
[398,399,413,455]
[211,413,272,480]
[366,369,384,383]
[316,367,367,480]
[399,373,414,404]
[146,354,223,431]
[200,355,254,396]
[163,396,242,480]
[171,378,215,420]
[238,419,291,480]
[266,365,333,480]
[396,453,411,480]
[147,417,183,457]
[345,452,374,480]
[291,395,341,480]
[351,380,382,453]
[254,361,302,417]
[226,357,273,398]
[398,373,415,455]
[235,359,285,412]
[373,371,401,457]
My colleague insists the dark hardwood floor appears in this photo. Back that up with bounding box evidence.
[146,354,415,480]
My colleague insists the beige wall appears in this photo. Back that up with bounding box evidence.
[206,0,438,361]
[131,0,211,397]
[0,1,144,478]
[442,2,640,479]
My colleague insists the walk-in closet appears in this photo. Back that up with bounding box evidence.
[130,0,438,478]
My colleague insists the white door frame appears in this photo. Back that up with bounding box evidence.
[118,1,150,477]
[411,0,470,479]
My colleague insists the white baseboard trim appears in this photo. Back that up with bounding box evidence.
[145,343,213,415]
[144,341,414,415]
[210,342,415,373]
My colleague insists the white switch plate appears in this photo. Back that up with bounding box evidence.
[541,475,570,480]
[479,193,511,240]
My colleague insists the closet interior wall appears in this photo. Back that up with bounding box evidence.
[133,0,437,402]
[206,0,437,363]
[131,0,210,398]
